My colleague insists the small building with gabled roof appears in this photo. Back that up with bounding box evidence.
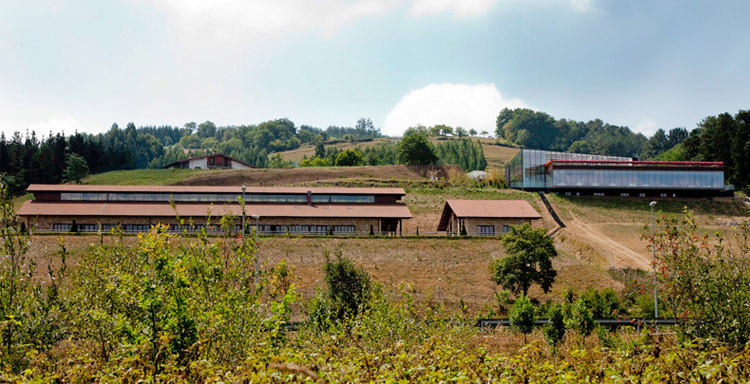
[163,153,254,170]
[437,199,542,236]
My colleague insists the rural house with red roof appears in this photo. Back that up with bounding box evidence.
[437,200,542,236]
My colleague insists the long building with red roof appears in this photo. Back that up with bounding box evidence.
[18,184,412,235]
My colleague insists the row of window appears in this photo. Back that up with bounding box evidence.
[60,192,376,203]
[51,223,358,235]
[450,224,511,236]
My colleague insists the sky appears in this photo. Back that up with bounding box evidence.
[1,0,749,139]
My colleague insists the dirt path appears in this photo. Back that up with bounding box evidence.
[562,212,650,269]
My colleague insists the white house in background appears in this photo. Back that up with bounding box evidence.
[163,153,254,170]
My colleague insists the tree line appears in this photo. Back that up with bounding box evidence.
[0,118,383,195]
[299,135,486,171]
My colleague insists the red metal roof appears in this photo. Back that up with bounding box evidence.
[26,184,406,195]
[437,200,541,231]
[17,201,412,219]
[545,160,724,167]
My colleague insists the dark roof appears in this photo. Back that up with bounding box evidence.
[18,201,412,219]
[26,184,407,196]
[163,153,255,169]
[437,200,541,231]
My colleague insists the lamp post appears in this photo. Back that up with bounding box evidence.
[241,185,247,234]
[251,214,260,285]
[650,201,658,319]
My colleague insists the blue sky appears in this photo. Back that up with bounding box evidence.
[1,0,749,138]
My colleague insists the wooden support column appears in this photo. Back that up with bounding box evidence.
[399,219,402,236]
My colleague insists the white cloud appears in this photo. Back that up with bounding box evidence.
[382,83,527,137]
[634,118,659,136]
[134,0,401,41]
[407,0,499,17]
[570,0,596,13]
[0,117,90,138]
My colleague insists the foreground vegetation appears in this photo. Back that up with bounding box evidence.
[2,185,750,382]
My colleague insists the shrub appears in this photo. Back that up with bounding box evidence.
[566,298,595,346]
[322,249,371,322]
[651,210,750,348]
[509,295,535,343]
[579,287,626,318]
[544,303,566,354]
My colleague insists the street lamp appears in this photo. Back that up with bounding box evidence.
[650,201,658,319]
[241,185,246,234]
[251,214,260,285]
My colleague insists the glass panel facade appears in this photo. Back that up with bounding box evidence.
[506,149,725,192]
[506,149,631,190]
[549,169,724,190]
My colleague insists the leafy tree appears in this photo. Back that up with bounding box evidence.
[314,142,326,158]
[335,149,364,166]
[197,121,217,138]
[565,298,595,346]
[568,140,591,154]
[492,224,557,297]
[398,132,438,165]
[62,153,89,184]
[544,303,566,354]
[509,295,535,343]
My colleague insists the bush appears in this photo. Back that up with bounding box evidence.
[509,295,535,343]
[322,250,371,322]
[579,287,626,318]
[544,303,566,354]
[652,210,750,348]
[566,298,595,346]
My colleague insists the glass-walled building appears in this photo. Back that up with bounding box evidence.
[505,149,631,190]
[505,149,730,196]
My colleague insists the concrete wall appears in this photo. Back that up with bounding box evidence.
[189,158,208,169]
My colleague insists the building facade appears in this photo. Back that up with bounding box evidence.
[163,153,254,170]
[505,149,729,197]
[18,185,412,235]
[437,200,542,236]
